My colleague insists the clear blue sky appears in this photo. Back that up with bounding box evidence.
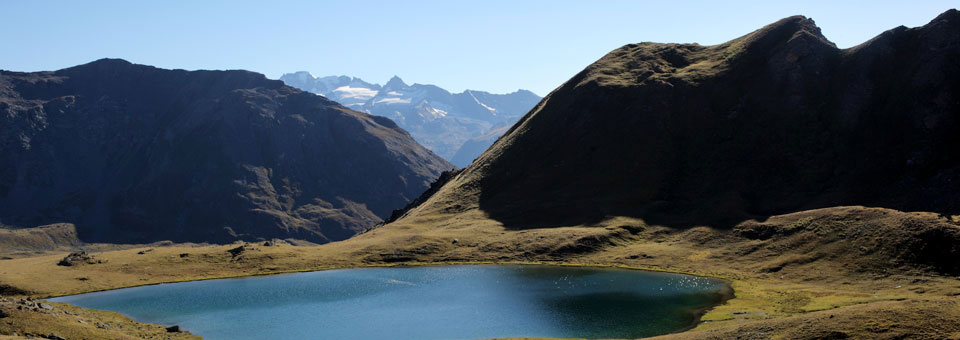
[1,0,955,96]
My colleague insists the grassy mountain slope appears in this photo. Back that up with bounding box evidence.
[394,10,959,230]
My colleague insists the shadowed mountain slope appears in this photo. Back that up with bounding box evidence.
[391,10,960,229]
[0,59,452,243]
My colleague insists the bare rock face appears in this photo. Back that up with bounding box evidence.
[0,59,452,243]
[399,10,960,229]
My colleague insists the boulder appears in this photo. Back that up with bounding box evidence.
[56,251,102,266]
[227,246,245,257]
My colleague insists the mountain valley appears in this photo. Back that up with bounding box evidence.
[1,8,960,340]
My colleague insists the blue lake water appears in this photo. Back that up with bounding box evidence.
[51,265,729,339]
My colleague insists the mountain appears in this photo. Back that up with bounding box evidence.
[350,13,960,337]
[279,72,541,166]
[279,72,381,109]
[387,9,960,230]
[0,59,452,244]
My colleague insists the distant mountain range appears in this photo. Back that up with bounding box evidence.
[280,72,541,167]
[0,59,452,244]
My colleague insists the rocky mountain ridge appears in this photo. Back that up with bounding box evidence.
[0,59,452,243]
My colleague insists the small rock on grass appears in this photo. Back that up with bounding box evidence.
[227,246,245,257]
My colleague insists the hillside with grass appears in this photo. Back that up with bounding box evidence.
[348,9,960,339]
[392,10,960,231]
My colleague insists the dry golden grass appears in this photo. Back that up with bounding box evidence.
[0,297,200,339]
[0,223,192,260]
[1,206,959,339]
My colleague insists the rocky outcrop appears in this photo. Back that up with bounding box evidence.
[56,251,102,266]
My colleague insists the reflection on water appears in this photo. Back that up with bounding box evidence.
[503,266,728,338]
[52,265,728,340]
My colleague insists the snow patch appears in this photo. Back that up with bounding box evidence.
[423,106,448,119]
[375,97,412,105]
[468,90,498,113]
[333,86,379,100]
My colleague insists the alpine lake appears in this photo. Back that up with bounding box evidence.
[52,265,730,340]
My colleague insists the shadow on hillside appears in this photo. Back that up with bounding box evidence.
[476,190,960,231]
[469,53,960,231]
[473,147,960,230]
[472,131,960,230]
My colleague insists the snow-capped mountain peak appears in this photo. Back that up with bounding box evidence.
[279,72,541,166]
[291,71,316,83]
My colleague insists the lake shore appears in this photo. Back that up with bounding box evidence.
[1,256,737,340]
[50,265,731,339]
[2,206,960,339]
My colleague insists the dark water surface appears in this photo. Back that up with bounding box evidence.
[52,265,729,340]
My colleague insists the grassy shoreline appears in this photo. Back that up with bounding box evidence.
[2,206,960,339]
